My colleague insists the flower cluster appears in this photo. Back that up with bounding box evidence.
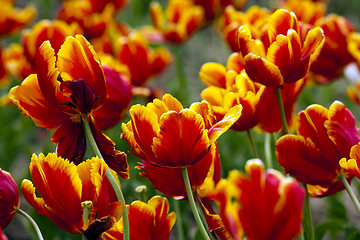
[1,0,360,239]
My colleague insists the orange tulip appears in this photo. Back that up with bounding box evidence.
[208,159,305,240]
[238,9,325,88]
[88,0,128,13]
[310,15,355,83]
[149,0,205,43]
[9,35,128,178]
[276,101,360,197]
[0,1,36,36]
[57,0,114,39]
[121,94,241,168]
[193,0,247,22]
[281,0,326,25]
[115,33,172,87]
[3,20,82,81]
[0,0,36,85]
[339,143,360,179]
[104,196,176,240]
[220,5,269,52]
[21,153,123,238]
[0,169,20,229]
[200,63,264,131]
[3,43,34,80]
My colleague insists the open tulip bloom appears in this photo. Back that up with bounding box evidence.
[237,9,325,88]
[21,153,123,238]
[121,94,241,168]
[121,93,241,239]
[276,101,360,197]
[9,34,128,179]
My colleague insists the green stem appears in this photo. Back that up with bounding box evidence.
[174,199,185,240]
[181,167,211,240]
[340,175,360,214]
[264,133,273,169]
[16,208,44,240]
[82,116,129,240]
[247,130,259,158]
[302,185,315,240]
[276,88,290,135]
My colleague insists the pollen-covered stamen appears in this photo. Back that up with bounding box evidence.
[60,78,96,115]
[81,200,93,230]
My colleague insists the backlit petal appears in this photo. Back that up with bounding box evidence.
[268,9,299,44]
[9,74,66,129]
[21,180,82,233]
[26,153,83,231]
[152,109,209,167]
[199,62,227,88]
[128,104,159,159]
[302,27,325,66]
[244,53,283,87]
[57,35,106,105]
[208,105,242,144]
[36,41,61,107]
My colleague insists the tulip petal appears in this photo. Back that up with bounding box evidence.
[302,27,325,66]
[199,62,227,88]
[29,153,83,225]
[244,53,283,87]
[9,74,66,129]
[325,101,360,156]
[276,135,338,185]
[268,9,299,44]
[21,179,82,233]
[36,41,61,107]
[57,35,106,105]
[152,109,209,167]
[128,104,160,160]
[208,105,242,144]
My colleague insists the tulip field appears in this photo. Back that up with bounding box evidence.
[1,0,360,239]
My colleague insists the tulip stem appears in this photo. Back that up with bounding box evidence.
[174,199,186,240]
[276,88,290,135]
[247,130,259,158]
[264,133,273,169]
[82,116,130,240]
[303,185,315,240]
[181,167,211,240]
[17,208,44,240]
[340,175,360,214]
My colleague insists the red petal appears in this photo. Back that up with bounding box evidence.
[244,53,283,87]
[57,35,106,107]
[267,9,299,44]
[9,74,66,129]
[152,109,209,167]
[276,135,338,186]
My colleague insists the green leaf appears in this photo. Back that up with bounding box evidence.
[346,231,360,240]
[315,219,345,240]
[325,193,348,220]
